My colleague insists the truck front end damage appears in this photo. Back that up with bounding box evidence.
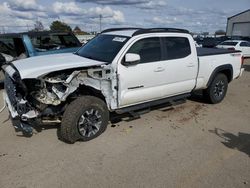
[4,66,39,135]
[3,64,117,136]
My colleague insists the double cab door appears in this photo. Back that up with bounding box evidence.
[117,35,198,108]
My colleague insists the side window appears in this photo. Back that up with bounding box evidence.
[240,42,250,47]
[163,37,191,60]
[0,37,17,57]
[30,34,80,52]
[127,37,161,63]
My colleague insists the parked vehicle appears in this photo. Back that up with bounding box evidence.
[216,40,250,58]
[3,28,244,143]
[201,36,229,48]
[0,31,82,82]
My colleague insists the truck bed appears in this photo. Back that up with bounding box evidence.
[197,47,241,57]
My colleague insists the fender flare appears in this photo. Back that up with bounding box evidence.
[207,64,233,87]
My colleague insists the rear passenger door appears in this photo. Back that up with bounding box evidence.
[159,36,198,96]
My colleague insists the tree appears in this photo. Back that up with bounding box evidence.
[50,20,72,32]
[34,20,44,31]
[74,26,81,33]
[73,26,89,35]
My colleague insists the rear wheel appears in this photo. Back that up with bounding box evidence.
[60,96,109,143]
[204,73,228,104]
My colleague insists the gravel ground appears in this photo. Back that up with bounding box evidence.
[0,60,249,188]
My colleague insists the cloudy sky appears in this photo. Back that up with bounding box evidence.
[0,0,249,33]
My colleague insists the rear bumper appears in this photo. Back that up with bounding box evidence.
[238,68,244,78]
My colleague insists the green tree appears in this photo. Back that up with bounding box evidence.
[50,20,72,32]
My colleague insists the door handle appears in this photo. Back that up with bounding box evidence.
[154,67,165,72]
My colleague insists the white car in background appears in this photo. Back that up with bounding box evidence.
[216,40,250,58]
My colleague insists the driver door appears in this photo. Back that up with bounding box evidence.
[117,37,166,107]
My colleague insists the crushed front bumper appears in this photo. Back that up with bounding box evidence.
[3,90,39,135]
[3,91,39,120]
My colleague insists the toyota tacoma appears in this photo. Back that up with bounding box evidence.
[2,28,244,143]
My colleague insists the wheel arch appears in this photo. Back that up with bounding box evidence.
[207,64,233,87]
[74,84,107,103]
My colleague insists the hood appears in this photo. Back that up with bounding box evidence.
[12,53,106,79]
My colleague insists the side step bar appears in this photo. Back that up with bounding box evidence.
[115,93,190,114]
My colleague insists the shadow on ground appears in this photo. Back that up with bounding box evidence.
[243,64,250,72]
[209,128,250,157]
[188,90,210,104]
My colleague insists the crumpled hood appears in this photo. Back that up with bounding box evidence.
[12,53,106,79]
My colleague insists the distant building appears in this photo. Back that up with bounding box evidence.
[226,9,250,37]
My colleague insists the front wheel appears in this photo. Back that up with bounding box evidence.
[60,96,109,143]
[204,73,228,104]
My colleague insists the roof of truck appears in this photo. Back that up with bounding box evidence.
[101,28,190,37]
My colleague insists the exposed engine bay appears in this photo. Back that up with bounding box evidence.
[31,65,117,108]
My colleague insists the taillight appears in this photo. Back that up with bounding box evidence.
[228,47,235,51]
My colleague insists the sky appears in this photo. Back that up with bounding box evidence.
[0,0,249,33]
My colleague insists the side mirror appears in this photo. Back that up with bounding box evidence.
[123,53,140,66]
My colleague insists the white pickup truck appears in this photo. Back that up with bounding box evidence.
[3,28,244,143]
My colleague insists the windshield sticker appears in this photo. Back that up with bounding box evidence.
[113,37,127,42]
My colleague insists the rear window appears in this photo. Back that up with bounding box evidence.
[220,42,238,46]
[30,34,80,52]
[0,37,26,57]
[240,42,250,47]
[0,37,16,57]
[163,37,191,60]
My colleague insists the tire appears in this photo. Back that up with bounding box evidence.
[60,96,109,143]
[204,73,228,104]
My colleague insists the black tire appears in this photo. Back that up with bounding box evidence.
[60,96,109,143]
[204,73,228,104]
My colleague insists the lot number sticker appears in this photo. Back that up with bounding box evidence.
[113,37,127,42]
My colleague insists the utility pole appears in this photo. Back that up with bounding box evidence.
[26,24,30,32]
[99,14,102,33]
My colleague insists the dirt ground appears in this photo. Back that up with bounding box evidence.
[0,60,250,188]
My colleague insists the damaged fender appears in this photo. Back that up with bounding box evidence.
[34,65,118,110]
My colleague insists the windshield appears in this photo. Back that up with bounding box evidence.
[76,34,130,63]
[220,41,238,46]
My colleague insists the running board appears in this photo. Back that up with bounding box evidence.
[116,93,190,114]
